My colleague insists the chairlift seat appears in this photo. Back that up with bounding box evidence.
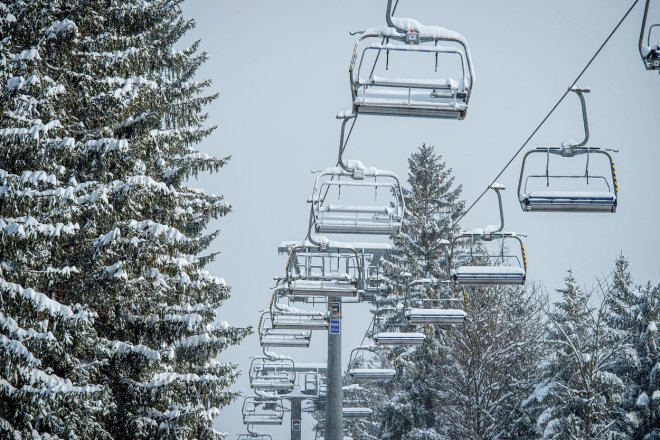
[250,377,295,392]
[272,312,329,330]
[359,75,465,92]
[451,266,525,285]
[405,308,466,325]
[373,331,426,346]
[348,368,396,380]
[242,414,283,426]
[342,407,373,418]
[520,190,617,212]
[315,204,402,235]
[288,279,359,297]
[353,88,468,119]
[260,332,311,348]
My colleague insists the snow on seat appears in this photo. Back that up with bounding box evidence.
[405,308,466,325]
[373,331,426,346]
[237,435,272,440]
[353,88,468,119]
[520,190,617,212]
[360,74,464,91]
[250,377,295,392]
[348,368,396,380]
[259,332,311,348]
[272,312,329,330]
[451,265,526,286]
[342,407,373,418]
[288,279,358,297]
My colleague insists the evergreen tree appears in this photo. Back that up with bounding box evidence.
[526,270,626,440]
[373,144,464,439]
[0,1,249,438]
[604,256,660,439]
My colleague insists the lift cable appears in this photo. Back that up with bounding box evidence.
[454,0,640,227]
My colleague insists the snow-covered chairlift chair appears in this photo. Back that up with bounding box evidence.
[242,397,285,426]
[270,288,330,330]
[349,1,474,119]
[347,345,396,381]
[450,185,527,286]
[518,89,618,213]
[450,232,527,286]
[403,277,466,326]
[284,244,362,298]
[372,329,426,346]
[640,0,660,70]
[249,357,296,393]
[310,161,405,236]
[258,312,311,348]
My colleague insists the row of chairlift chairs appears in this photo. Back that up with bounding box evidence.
[239,0,656,436]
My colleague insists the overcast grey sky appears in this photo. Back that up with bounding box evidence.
[180,0,660,437]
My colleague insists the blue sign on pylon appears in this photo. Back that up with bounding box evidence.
[330,319,340,334]
[292,419,301,431]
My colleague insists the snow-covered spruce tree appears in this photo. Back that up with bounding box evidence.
[526,270,627,440]
[1,1,249,439]
[0,3,111,438]
[604,256,660,439]
[373,144,464,440]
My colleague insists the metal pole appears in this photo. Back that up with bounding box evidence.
[290,399,301,440]
[325,296,343,440]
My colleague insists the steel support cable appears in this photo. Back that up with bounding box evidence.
[454,0,640,227]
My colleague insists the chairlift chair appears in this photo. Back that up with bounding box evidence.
[272,310,330,330]
[450,185,527,286]
[258,312,312,348]
[342,407,373,419]
[309,163,405,236]
[284,245,362,297]
[347,345,396,381]
[241,397,285,426]
[270,288,330,330]
[640,0,660,70]
[349,2,474,119]
[373,330,426,346]
[248,357,296,393]
[450,232,527,286]
[518,88,618,213]
[403,279,466,326]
